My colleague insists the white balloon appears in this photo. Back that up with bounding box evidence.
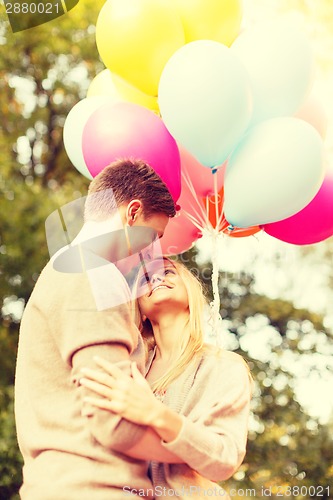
[63,96,117,179]
[231,21,315,125]
[224,117,325,227]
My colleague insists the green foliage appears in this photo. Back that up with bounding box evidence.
[0,386,22,500]
[181,250,333,498]
[0,3,100,495]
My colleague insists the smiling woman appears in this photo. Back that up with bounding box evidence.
[137,259,189,318]
[80,257,253,499]
[133,258,208,391]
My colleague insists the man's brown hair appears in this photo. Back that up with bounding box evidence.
[84,158,176,222]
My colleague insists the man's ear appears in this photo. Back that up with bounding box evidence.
[126,199,143,225]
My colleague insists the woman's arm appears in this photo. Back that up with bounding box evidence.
[124,427,183,462]
[80,353,252,479]
[80,356,184,463]
[159,355,253,481]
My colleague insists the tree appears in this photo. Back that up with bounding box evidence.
[0,2,103,496]
[181,247,333,499]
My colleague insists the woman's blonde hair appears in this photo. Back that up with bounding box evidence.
[132,257,207,392]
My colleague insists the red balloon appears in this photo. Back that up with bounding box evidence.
[179,144,225,197]
[161,177,202,254]
[160,211,201,255]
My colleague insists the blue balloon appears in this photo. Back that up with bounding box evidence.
[224,117,325,228]
[231,21,315,126]
[158,40,253,168]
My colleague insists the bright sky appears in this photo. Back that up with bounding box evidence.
[198,0,333,424]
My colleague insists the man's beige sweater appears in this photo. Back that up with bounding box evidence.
[15,260,153,499]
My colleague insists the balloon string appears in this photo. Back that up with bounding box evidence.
[182,210,206,232]
[217,197,226,231]
[183,167,227,345]
[185,201,208,229]
[211,168,228,232]
[181,170,212,228]
[205,195,210,219]
[211,230,221,347]
[220,218,230,233]
[211,170,223,345]
[182,170,210,226]
[213,170,219,229]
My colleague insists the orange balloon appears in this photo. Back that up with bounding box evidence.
[227,226,261,238]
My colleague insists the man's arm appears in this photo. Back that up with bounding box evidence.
[72,342,149,452]
[56,263,149,453]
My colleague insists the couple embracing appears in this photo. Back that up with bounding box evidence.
[15,159,252,499]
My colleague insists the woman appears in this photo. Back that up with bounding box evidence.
[80,257,253,498]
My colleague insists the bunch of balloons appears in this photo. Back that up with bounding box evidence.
[63,0,332,257]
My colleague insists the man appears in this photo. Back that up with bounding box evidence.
[15,159,176,499]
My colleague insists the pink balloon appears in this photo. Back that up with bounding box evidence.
[82,102,181,201]
[295,93,328,139]
[262,175,333,245]
[179,144,225,197]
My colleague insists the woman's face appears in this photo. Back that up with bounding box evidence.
[136,259,189,319]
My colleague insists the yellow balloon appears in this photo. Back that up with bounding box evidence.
[96,0,185,96]
[87,69,121,101]
[112,74,159,113]
[173,0,243,47]
[87,69,159,113]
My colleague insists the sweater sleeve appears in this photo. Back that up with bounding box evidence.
[73,348,147,452]
[52,262,148,452]
[161,354,252,481]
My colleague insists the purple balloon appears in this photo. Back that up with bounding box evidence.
[262,175,333,245]
[82,102,181,201]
